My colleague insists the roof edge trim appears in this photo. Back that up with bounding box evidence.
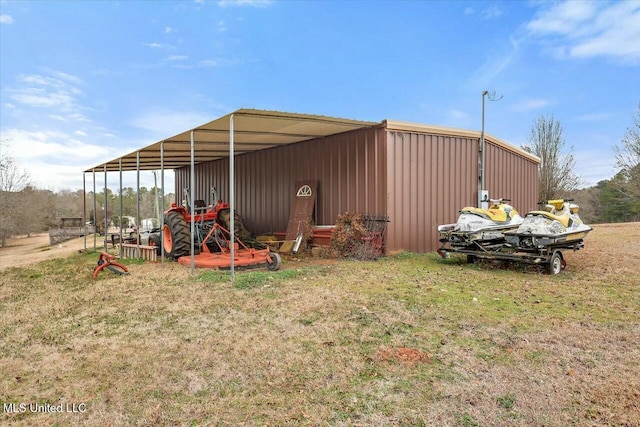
[384,119,540,164]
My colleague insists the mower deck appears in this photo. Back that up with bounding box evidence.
[178,247,281,270]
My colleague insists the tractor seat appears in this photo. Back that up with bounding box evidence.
[193,199,207,213]
[527,210,571,227]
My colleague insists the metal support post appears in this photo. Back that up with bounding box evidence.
[93,169,96,251]
[119,158,123,258]
[161,142,165,266]
[190,131,195,275]
[136,152,140,257]
[104,164,108,250]
[229,114,235,281]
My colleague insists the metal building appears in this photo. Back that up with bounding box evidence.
[88,109,539,254]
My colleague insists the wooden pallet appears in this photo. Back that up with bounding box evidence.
[121,243,157,262]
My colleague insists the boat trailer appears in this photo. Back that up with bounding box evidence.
[437,239,586,275]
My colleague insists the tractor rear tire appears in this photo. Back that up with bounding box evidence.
[163,211,191,259]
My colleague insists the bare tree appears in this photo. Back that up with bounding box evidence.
[613,103,640,201]
[523,115,580,201]
[0,143,32,247]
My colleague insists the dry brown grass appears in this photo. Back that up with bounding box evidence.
[0,223,638,426]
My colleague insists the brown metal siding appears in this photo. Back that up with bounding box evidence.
[174,127,387,235]
[485,141,539,216]
[386,131,478,253]
[385,132,539,253]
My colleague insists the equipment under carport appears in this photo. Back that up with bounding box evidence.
[177,222,281,271]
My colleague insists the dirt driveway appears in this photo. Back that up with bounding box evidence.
[0,233,103,271]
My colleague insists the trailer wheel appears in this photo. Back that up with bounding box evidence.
[266,252,281,271]
[546,251,563,275]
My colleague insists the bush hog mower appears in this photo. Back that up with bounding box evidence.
[161,188,280,271]
[177,222,281,271]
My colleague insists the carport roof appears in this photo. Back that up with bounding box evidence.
[85,108,379,172]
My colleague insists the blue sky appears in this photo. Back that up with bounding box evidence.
[1,0,639,191]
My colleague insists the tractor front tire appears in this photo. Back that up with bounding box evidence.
[163,211,191,258]
[150,233,162,256]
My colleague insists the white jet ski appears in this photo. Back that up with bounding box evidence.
[438,198,524,249]
[504,199,592,250]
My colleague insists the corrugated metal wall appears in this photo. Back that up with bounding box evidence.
[385,132,539,253]
[174,127,387,235]
[386,132,478,253]
[484,142,538,216]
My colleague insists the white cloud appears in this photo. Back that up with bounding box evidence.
[526,1,640,63]
[512,99,551,112]
[49,112,91,123]
[218,20,228,32]
[575,112,611,122]
[200,59,219,67]
[7,72,88,123]
[165,26,174,34]
[217,0,273,8]
[1,128,111,189]
[130,110,212,138]
[481,5,503,20]
[464,7,474,16]
[165,55,188,61]
[12,88,75,108]
[75,130,88,137]
[199,58,239,67]
[144,42,163,48]
[574,148,617,187]
[473,36,520,85]
[0,14,13,24]
[449,109,469,121]
[0,128,175,191]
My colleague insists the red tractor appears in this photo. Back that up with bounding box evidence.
[161,188,250,258]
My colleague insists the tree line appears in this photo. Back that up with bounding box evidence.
[523,103,640,224]
[0,149,175,247]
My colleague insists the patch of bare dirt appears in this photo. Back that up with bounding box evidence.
[0,233,101,271]
[564,221,640,276]
[377,347,433,366]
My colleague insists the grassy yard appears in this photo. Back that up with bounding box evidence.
[1,223,639,426]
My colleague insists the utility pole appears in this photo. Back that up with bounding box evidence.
[153,170,160,221]
[478,90,489,208]
[478,90,502,208]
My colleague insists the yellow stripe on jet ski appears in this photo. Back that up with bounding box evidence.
[461,207,510,223]
[528,210,571,227]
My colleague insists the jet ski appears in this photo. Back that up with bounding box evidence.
[438,198,524,249]
[504,199,592,250]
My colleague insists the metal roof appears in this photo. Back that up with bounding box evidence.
[384,119,541,163]
[86,109,378,172]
